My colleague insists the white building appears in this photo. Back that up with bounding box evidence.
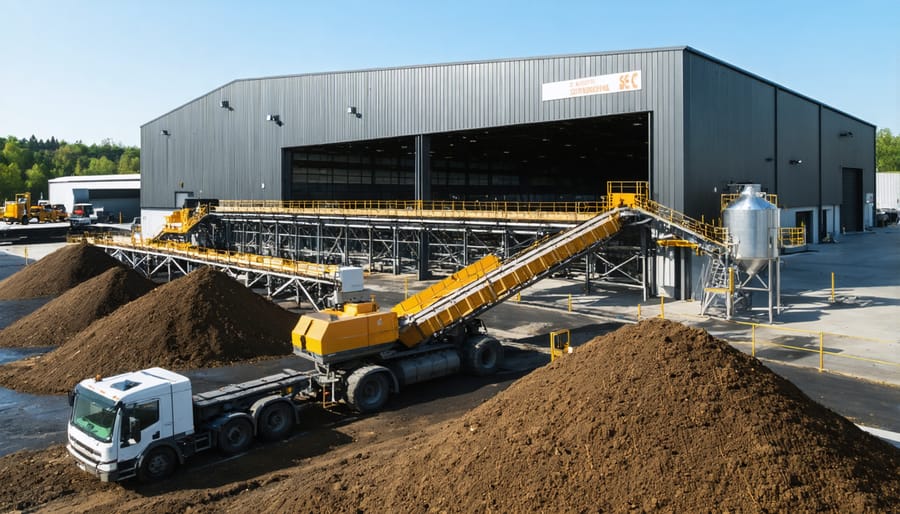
[48,174,140,223]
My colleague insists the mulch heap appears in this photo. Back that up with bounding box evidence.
[242,318,899,513]
[0,243,121,299]
[0,266,155,348]
[0,266,297,394]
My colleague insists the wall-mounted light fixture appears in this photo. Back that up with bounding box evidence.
[219,100,231,109]
[789,159,803,165]
[266,114,282,126]
[347,106,361,118]
[160,130,170,136]
[764,157,774,162]
[839,131,854,138]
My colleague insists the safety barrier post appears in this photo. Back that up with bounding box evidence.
[404,277,409,299]
[568,294,572,312]
[830,273,835,303]
[751,324,756,357]
[23,247,28,266]
[659,296,665,319]
[637,303,641,321]
[516,292,521,303]
[819,332,824,371]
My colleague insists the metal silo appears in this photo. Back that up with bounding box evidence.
[723,184,779,277]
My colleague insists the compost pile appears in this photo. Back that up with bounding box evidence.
[0,243,120,299]
[0,266,155,348]
[0,266,296,394]
[233,318,900,513]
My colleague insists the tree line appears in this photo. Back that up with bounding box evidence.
[876,128,900,172]
[0,135,139,203]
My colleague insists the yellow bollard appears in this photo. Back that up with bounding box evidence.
[23,247,28,266]
[659,296,665,319]
[516,291,521,303]
[830,272,835,303]
[751,324,756,357]
[404,277,409,299]
[637,303,641,321]
[568,294,572,312]
[819,332,824,371]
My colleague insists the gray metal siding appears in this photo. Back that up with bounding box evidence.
[683,52,777,220]
[820,108,875,205]
[142,49,685,208]
[776,90,820,208]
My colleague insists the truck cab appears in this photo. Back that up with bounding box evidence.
[70,203,96,227]
[67,368,193,482]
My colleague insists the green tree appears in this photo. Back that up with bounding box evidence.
[0,163,25,200]
[876,128,900,171]
[84,156,117,175]
[53,142,87,177]
[2,138,32,170]
[117,147,140,173]
[25,163,49,198]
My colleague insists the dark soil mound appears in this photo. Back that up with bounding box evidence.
[250,319,900,513]
[0,266,296,394]
[0,266,155,347]
[0,243,120,299]
[0,445,113,512]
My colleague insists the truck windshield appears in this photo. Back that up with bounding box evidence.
[71,387,118,443]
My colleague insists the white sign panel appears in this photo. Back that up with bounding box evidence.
[541,70,642,101]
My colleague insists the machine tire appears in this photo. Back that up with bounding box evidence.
[138,446,177,483]
[20,215,28,225]
[218,417,253,454]
[257,402,294,441]
[462,336,503,376]
[346,367,391,414]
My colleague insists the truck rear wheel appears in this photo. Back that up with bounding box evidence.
[219,417,253,454]
[138,446,177,482]
[462,336,503,376]
[258,402,294,441]
[346,366,391,413]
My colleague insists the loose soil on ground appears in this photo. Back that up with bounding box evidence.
[0,243,119,299]
[0,266,155,347]
[0,318,896,513]
[0,266,296,394]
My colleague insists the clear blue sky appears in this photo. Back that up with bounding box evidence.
[1,0,897,147]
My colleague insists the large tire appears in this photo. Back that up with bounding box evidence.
[257,402,294,441]
[462,336,503,376]
[138,446,177,483]
[346,367,391,413]
[218,417,253,454]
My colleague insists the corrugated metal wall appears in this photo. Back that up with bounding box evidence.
[141,49,685,209]
[682,50,875,222]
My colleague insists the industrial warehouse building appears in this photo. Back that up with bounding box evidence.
[48,173,141,223]
[139,46,876,298]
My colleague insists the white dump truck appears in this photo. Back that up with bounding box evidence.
[66,367,315,482]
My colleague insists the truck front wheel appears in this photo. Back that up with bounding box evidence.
[258,402,294,441]
[219,417,253,454]
[138,446,177,482]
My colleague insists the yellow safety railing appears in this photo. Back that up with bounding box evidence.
[72,232,342,278]
[549,329,571,361]
[217,198,606,222]
[160,204,209,235]
[739,322,900,373]
[780,226,806,247]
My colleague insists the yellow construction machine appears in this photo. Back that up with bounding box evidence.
[292,208,623,413]
[2,193,32,224]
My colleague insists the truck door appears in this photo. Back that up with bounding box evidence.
[117,394,174,465]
